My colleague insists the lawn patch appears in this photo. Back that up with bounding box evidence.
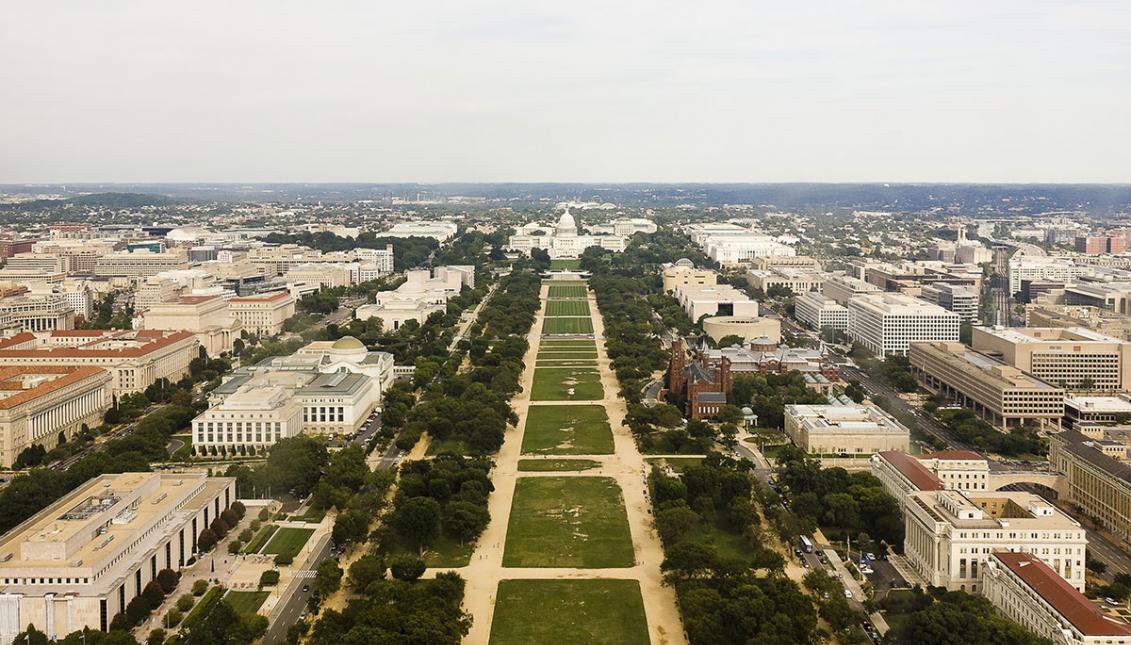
[542,317,594,334]
[548,285,588,298]
[503,476,634,568]
[537,351,598,360]
[518,458,602,472]
[262,527,314,559]
[531,368,603,401]
[549,259,582,270]
[224,590,268,616]
[539,340,597,349]
[545,300,590,316]
[522,405,613,455]
[243,524,278,554]
[490,579,649,645]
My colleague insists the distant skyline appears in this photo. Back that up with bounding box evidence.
[1,1,1129,184]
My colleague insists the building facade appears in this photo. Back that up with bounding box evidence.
[847,293,960,357]
[0,366,112,468]
[795,292,850,332]
[227,290,296,337]
[784,403,910,456]
[971,326,1131,391]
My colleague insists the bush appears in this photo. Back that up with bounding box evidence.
[228,540,242,554]
[176,594,195,612]
[165,608,184,626]
[147,628,166,645]
[239,528,255,543]
[274,553,294,567]
[156,568,180,594]
[192,580,209,596]
[390,555,426,582]
[259,569,281,588]
[250,519,261,532]
[231,500,246,519]
[258,508,270,522]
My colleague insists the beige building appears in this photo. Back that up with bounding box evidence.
[795,292,850,332]
[971,326,1131,391]
[746,266,824,294]
[674,283,759,321]
[93,251,188,278]
[822,274,881,305]
[784,403,909,456]
[0,366,112,468]
[702,316,781,344]
[903,490,1087,594]
[0,472,235,643]
[1026,305,1131,342]
[847,293,959,358]
[909,341,1065,429]
[661,260,717,294]
[227,290,296,336]
[284,262,359,289]
[0,330,197,396]
[984,551,1131,645]
[139,295,242,356]
[355,266,474,330]
[1049,430,1131,545]
[191,384,304,454]
[0,291,75,332]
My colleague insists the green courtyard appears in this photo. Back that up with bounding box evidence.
[262,527,314,559]
[542,317,594,335]
[503,476,634,568]
[522,405,614,455]
[530,368,603,401]
[549,259,582,270]
[489,579,649,645]
[224,590,268,617]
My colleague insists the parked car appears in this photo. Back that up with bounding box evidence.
[844,589,853,599]
[302,584,310,593]
[1106,597,1120,606]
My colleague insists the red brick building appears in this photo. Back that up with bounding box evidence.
[666,339,733,420]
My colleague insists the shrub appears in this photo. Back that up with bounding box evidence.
[250,519,261,532]
[165,608,184,626]
[231,501,246,519]
[274,553,294,567]
[390,555,426,582]
[258,508,270,522]
[228,540,242,554]
[239,528,255,543]
[259,569,281,588]
[147,628,166,645]
[156,568,180,594]
[192,580,209,596]
[176,594,195,612]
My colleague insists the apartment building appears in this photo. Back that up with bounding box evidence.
[784,403,909,456]
[1049,430,1131,545]
[227,290,296,336]
[971,326,1131,391]
[661,260,717,293]
[93,251,189,278]
[903,490,1087,594]
[822,274,881,305]
[908,341,1065,430]
[795,292,850,332]
[847,293,959,357]
[0,366,112,468]
[984,552,1131,645]
[0,330,197,395]
[673,283,759,321]
[139,295,242,356]
[0,473,235,643]
[920,282,979,323]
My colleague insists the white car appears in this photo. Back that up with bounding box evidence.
[844,589,853,599]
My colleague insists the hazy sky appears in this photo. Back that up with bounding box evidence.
[2,1,1129,183]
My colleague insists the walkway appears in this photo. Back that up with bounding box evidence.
[450,282,686,644]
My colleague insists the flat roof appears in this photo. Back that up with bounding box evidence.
[978,325,1125,345]
[1065,395,1131,413]
[919,450,984,461]
[994,552,1131,636]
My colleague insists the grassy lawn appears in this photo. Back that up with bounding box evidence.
[535,359,599,367]
[243,524,278,554]
[545,300,590,316]
[522,405,614,455]
[295,507,326,523]
[262,527,314,558]
[537,351,598,360]
[542,317,594,334]
[548,285,588,298]
[503,476,634,568]
[549,259,582,270]
[426,437,472,456]
[540,340,597,349]
[224,590,268,616]
[518,458,602,472]
[489,579,649,645]
[531,368,603,401]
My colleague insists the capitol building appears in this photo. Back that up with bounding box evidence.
[507,210,631,259]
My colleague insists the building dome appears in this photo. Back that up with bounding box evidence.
[331,336,366,351]
[674,258,694,268]
[741,407,754,416]
[555,210,577,236]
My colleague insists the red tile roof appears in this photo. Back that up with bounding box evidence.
[877,451,943,491]
[994,552,1131,636]
[0,330,195,358]
[919,450,984,461]
[0,366,108,410]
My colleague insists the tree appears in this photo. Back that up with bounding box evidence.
[332,508,370,546]
[157,568,180,594]
[390,555,427,582]
[147,628,167,645]
[176,594,195,612]
[314,559,343,596]
[259,569,281,588]
[196,527,218,552]
[655,504,700,545]
[390,496,442,551]
[844,381,866,403]
[442,500,490,544]
[348,553,386,592]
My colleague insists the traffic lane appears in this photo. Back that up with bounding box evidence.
[262,531,332,644]
[865,558,906,600]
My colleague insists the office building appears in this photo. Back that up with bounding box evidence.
[356,266,474,329]
[0,472,235,643]
[283,262,359,289]
[871,450,993,507]
[684,222,795,267]
[191,385,304,454]
[971,326,1131,391]
[783,403,910,456]
[903,490,1086,594]
[984,552,1131,645]
[1009,257,1091,295]
[908,342,1065,430]
[795,292,850,332]
[383,220,459,241]
[920,282,979,323]
[661,260,717,293]
[701,316,782,344]
[0,366,112,468]
[822,274,881,305]
[673,283,759,321]
[746,266,824,295]
[1049,430,1131,545]
[93,251,189,279]
[227,290,296,336]
[138,295,242,356]
[1026,305,1131,342]
[847,293,959,357]
[0,330,197,396]
[0,290,75,332]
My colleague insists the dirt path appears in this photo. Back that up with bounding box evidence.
[450,282,685,645]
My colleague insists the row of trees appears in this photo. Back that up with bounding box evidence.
[932,407,1046,457]
[261,231,440,271]
[881,586,1052,645]
[379,455,493,553]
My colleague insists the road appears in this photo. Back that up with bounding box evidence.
[262,531,332,645]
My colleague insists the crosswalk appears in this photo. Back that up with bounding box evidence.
[293,570,316,579]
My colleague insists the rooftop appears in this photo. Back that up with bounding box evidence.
[993,551,1131,637]
[1065,395,1131,413]
[0,330,196,359]
[876,451,943,491]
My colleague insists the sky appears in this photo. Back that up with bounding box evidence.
[1,0,1129,184]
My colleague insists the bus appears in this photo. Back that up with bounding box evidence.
[799,535,813,553]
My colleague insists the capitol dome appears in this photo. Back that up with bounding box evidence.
[555,210,578,236]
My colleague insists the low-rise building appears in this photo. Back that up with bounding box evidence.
[383,220,459,241]
[847,293,960,357]
[909,341,1065,430]
[1064,394,1131,429]
[0,330,197,396]
[283,262,359,289]
[0,366,112,468]
[673,283,759,322]
[0,289,75,332]
[93,251,189,278]
[355,266,473,330]
[795,292,850,332]
[784,403,910,456]
[138,295,242,356]
[903,490,1087,594]
[701,316,781,344]
[227,290,295,337]
[746,266,824,295]
[661,260,717,294]
[971,326,1131,391]
[984,551,1131,645]
[1049,429,1131,545]
[0,472,235,643]
[191,385,304,455]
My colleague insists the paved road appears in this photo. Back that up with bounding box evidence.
[262,531,332,645]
